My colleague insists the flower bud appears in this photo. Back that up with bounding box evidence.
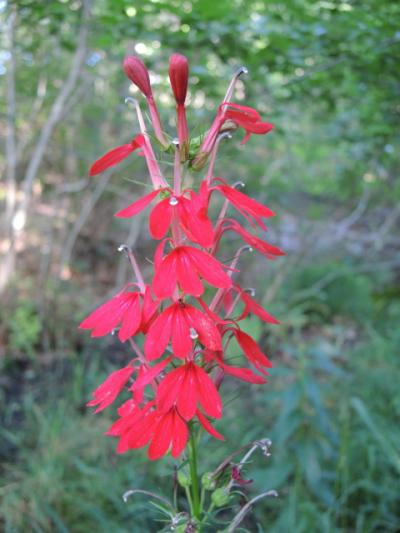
[211,487,230,507]
[169,53,189,105]
[123,56,152,98]
[177,469,191,488]
[201,472,216,491]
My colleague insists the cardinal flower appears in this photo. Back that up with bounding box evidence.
[231,328,273,375]
[221,219,285,259]
[144,301,222,360]
[115,188,214,247]
[108,401,189,460]
[192,102,273,169]
[87,366,134,413]
[204,348,267,384]
[157,361,223,420]
[79,286,157,342]
[153,244,232,299]
[208,178,275,230]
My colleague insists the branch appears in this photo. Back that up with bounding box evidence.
[19,0,92,214]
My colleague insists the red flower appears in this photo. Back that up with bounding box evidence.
[204,349,267,384]
[157,362,223,420]
[223,102,274,145]
[236,288,279,324]
[108,402,188,460]
[79,286,157,342]
[144,301,222,360]
[210,178,275,230]
[232,328,273,375]
[89,134,145,176]
[87,366,134,413]
[116,189,214,248]
[192,102,273,169]
[153,244,232,299]
[222,219,285,259]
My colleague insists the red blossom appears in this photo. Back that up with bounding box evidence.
[87,366,134,413]
[157,361,223,420]
[79,286,157,342]
[153,244,232,299]
[144,301,222,360]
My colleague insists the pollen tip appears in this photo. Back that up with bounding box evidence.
[233,181,245,190]
[118,244,129,253]
[124,96,138,107]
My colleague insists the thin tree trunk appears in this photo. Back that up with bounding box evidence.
[1,6,17,292]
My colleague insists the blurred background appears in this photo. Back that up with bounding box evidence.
[1,0,400,531]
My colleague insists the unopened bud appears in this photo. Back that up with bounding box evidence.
[177,469,191,488]
[201,472,216,491]
[123,56,152,98]
[169,53,189,105]
[211,487,230,507]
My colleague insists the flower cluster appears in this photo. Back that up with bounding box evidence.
[81,53,284,461]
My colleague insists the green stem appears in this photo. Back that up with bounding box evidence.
[189,429,201,520]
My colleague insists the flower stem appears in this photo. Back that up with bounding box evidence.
[189,429,201,520]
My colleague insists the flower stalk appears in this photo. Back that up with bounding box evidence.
[80,52,282,529]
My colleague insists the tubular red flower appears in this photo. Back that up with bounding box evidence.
[232,328,273,375]
[223,219,285,259]
[144,301,222,360]
[108,402,188,460]
[152,245,232,299]
[157,361,223,420]
[89,134,145,176]
[79,287,150,342]
[87,366,134,413]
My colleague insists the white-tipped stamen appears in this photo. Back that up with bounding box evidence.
[118,244,145,292]
[169,196,178,206]
[224,65,248,103]
[233,180,245,190]
[189,327,198,340]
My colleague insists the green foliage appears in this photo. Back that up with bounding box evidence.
[6,300,42,357]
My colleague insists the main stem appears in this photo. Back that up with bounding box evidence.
[189,429,201,520]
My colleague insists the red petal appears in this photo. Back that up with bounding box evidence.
[171,411,189,457]
[194,364,222,419]
[157,366,186,412]
[186,305,222,352]
[235,330,273,373]
[131,357,172,391]
[118,294,142,341]
[175,249,204,296]
[152,250,178,299]
[182,247,232,290]
[89,143,134,176]
[217,184,275,221]
[115,188,163,218]
[79,293,131,337]
[170,305,192,358]
[144,306,174,360]
[149,197,173,239]
[196,409,224,440]
[148,411,174,460]
[218,362,266,384]
[176,364,197,420]
[239,290,279,324]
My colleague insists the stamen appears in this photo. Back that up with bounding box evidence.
[245,287,256,297]
[233,181,245,190]
[118,244,145,292]
[224,65,249,103]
